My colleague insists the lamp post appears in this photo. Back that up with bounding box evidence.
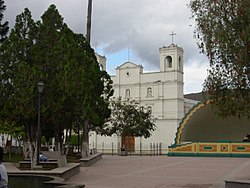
[37,81,44,165]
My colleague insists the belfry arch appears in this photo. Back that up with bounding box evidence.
[164,56,172,68]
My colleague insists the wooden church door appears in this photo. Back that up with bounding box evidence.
[121,136,135,152]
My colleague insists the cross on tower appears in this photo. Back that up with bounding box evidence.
[169,31,176,44]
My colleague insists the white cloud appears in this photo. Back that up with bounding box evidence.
[184,59,209,94]
[4,0,209,94]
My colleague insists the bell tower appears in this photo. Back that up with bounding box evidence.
[159,44,183,74]
[159,43,184,122]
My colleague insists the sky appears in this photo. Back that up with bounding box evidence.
[4,0,209,94]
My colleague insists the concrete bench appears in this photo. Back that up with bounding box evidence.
[41,152,67,167]
[80,153,102,167]
[9,163,81,181]
[19,160,58,170]
[19,161,32,170]
[24,159,57,162]
[40,161,59,169]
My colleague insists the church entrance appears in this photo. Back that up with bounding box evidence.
[121,136,135,152]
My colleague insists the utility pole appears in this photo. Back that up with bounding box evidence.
[86,0,93,43]
[82,0,93,158]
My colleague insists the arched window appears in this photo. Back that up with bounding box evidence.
[164,56,172,68]
[99,64,104,71]
[178,56,182,71]
[125,89,130,98]
[147,87,152,97]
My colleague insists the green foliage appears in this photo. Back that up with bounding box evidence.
[101,98,156,138]
[69,134,82,146]
[0,0,9,43]
[0,7,37,143]
[0,4,113,149]
[190,0,250,118]
[3,152,24,163]
[0,121,24,140]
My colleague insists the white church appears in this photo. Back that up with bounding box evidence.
[89,43,199,154]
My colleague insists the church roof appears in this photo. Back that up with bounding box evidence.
[184,92,209,101]
[159,43,183,51]
[116,61,143,69]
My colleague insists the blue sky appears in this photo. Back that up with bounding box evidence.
[4,0,209,94]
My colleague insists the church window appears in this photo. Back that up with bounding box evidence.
[165,56,172,68]
[125,89,130,98]
[147,87,152,97]
[126,71,131,77]
[100,64,104,71]
[178,56,182,71]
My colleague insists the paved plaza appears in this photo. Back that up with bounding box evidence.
[67,155,250,188]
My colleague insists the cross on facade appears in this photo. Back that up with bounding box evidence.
[169,31,176,44]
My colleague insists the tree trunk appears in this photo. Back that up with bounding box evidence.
[28,142,36,170]
[25,126,36,169]
[81,120,89,158]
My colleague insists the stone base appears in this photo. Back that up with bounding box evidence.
[57,155,67,167]
[80,153,102,167]
[33,165,43,170]
[225,179,250,188]
[120,150,128,156]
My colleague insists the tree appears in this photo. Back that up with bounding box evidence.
[0,0,9,44]
[100,98,156,146]
[0,4,113,166]
[190,0,250,118]
[0,8,42,168]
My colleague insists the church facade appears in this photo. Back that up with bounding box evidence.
[90,44,198,154]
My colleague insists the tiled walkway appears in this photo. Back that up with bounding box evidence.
[66,155,250,188]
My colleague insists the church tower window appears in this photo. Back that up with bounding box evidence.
[147,87,152,97]
[165,56,172,68]
[125,89,130,98]
[178,56,182,71]
[100,64,104,71]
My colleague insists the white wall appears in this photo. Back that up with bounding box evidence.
[92,44,198,154]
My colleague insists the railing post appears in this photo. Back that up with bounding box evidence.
[153,143,155,156]
[118,142,120,155]
[159,142,162,155]
[150,143,152,156]
[112,142,114,156]
[156,143,159,155]
[140,142,142,156]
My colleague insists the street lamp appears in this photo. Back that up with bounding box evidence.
[37,81,44,165]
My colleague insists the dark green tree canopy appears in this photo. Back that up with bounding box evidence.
[190,0,250,118]
[0,4,113,148]
[0,0,9,43]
